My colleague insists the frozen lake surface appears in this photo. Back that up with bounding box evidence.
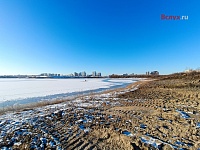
[0,78,137,107]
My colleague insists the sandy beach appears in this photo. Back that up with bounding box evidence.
[0,72,200,149]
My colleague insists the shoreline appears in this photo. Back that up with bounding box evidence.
[0,78,144,115]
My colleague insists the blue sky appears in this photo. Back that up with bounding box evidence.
[0,0,200,75]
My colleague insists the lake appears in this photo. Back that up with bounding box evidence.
[0,78,138,107]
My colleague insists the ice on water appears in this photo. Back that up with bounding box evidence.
[0,78,136,106]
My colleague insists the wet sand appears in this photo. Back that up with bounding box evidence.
[0,72,200,149]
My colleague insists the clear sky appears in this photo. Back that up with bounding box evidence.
[0,0,200,75]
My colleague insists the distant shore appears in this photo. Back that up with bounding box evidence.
[0,76,105,79]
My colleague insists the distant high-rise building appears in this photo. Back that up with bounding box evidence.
[69,73,74,77]
[92,71,97,77]
[81,71,86,77]
[40,73,48,76]
[97,72,101,77]
[150,71,159,75]
[123,73,128,76]
[74,72,78,76]
[48,73,53,77]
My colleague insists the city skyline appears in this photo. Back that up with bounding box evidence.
[0,70,103,77]
[0,0,200,75]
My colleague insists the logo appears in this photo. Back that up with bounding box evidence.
[161,14,188,20]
